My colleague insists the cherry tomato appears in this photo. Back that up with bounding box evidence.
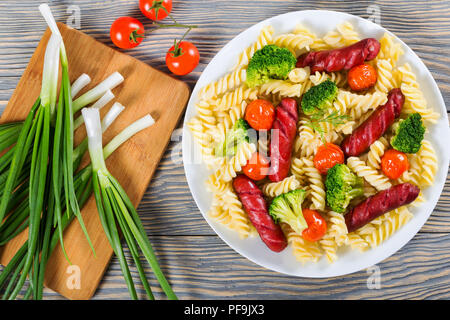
[313,143,345,175]
[381,149,409,179]
[347,63,377,91]
[302,209,327,242]
[242,152,270,181]
[110,17,145,49]
[139,0,172,21]
[166,41,200,76]
[244,99,275,131]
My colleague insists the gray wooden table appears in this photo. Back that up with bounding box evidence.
[0,0,449,300]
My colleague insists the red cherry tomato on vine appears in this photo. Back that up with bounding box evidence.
[302,209,327,242]
[313,143,345,175]
[139,0,172,21]
[242,152,270,181]
[244,99,275,131]
[166,41,200,75]
[110,17,145,49]
[381,149,409,179]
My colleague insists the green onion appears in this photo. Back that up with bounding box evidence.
[71,73,91,97]
[0,111,155,299]
[5,31,61,300]
[73,72,124,113]
[82,107,176,300]
[73,89,115,130]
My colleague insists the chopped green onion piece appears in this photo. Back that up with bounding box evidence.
[71,73,91,97]
[73,72,124,113]
[73,89,115,130]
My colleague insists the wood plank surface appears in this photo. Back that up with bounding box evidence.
[0,0,449,300]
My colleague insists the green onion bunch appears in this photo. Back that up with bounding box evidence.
[82,107,177,300]
[0,4,176,300]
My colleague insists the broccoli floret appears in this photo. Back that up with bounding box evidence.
[268,189,307,235]
[390,113,425,154]
[301,80,338,115]
[245,45,296,88]
[325,164,364,213]
[214,118,250,157]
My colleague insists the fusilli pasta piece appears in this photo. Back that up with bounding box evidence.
[281,223,322,264]
[195,100,217,130]
[232,25,275,70]
[290,156,308,184]
[302,158,326,211]
[215,101,248,131]
[345,233,369,252]
[417,140,437,186]
[274,33,314,55]
[367,137,389,169]
[323,22,360,48]
[198,67,247,101]
[288,67,310,83]
[375,59,398,93]
[319,232,338,263]
[208,193,233,228]
[347,91,388,121]
[206,171,233,195]
[258,80,304,97]
[347,157,392,191]
[326,211,348,246]
[398,63,439,122]
[222,190,253,239]
[220,141,256,182]
[210,85,259,112]
[377,32,404,67]
[310,71,347,87]
[262,175,301,198]
[364,207,413,248]
[187,116,223,169]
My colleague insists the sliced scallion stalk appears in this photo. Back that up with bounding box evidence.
[71,73,91,98]
[73,89,115,130]
[73,72,124,113]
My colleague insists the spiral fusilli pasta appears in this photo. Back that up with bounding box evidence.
[210,85,258,112]
[258,80,304,97]
[281,223,322,264]
[198,67,247,101]
[274,33,314,55]
[219,141,256,182]
[302,158,326,211]
[347,157,392,191]
[367,137,389,170]
[232,25,275,70]
[398,63,439,122]
[364,207,413,248]
[262,175,301,198]
[288,67,310,83]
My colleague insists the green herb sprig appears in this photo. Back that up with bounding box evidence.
[305,111,350,144]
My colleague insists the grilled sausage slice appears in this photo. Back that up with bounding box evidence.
[296,38,381,73]
[345,183,420,233]
[233,174,287,252]
[268,98,298,182]
[341,88,405,157]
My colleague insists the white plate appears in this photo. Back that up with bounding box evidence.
[182,10,450,277]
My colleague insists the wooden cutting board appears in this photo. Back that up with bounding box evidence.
[0,23,190,299]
